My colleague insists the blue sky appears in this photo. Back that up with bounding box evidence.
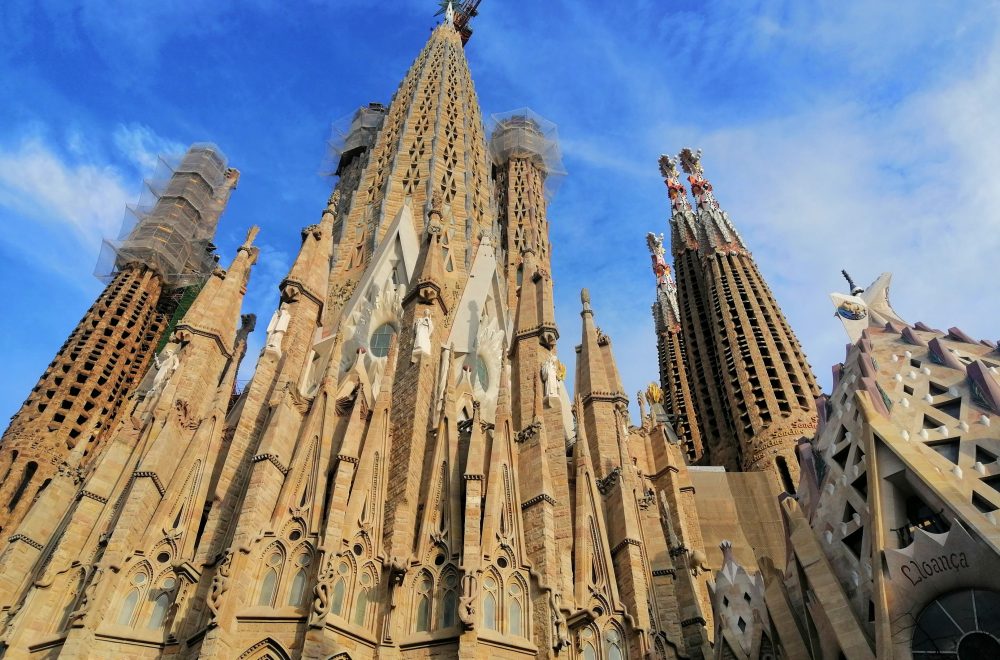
[2,0,1000,424]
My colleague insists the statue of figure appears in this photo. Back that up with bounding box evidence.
[265,306,291,353]
[541,353,560,401]
[411,309,434,362]
[151,347,180,394]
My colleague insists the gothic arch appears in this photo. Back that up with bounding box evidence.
[256,542,287,607]
[238,637,291,660]
[114,561,153,627]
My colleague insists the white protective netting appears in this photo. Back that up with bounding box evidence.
[96,144,231,288]
[327,103,387,176]
[488,108,565,195]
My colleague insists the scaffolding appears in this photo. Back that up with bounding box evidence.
[327,103,387,176]
[96,144,233,289]
[488,108,565,195]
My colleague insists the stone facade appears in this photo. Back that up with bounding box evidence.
[2,8,1000,660]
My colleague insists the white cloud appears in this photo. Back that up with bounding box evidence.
[0,122,183,287]
[0,135,130,251]
[113,123,186,173]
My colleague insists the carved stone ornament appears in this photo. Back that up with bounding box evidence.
[515,420,542,444]
[68,565,104,625]
[678,147,704,176]
[541,354,561,400]
[174,399,200,430]
[596,466,622,495]
[412,309,434,363]
[387,556,408,587]
[311,558,336,624]
[458,573,477,630]
[207,550,233,622]
[658,154,680,180]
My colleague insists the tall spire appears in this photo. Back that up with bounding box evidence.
[674,148,819,489]
[660,152,737,468]
[678,147,747,255]
[647,231,704,462]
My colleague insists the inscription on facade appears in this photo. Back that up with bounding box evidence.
[899,552,969,586]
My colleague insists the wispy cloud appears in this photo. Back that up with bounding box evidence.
[0,123,185,287]
[113,123,186,173]
[0,135,130,250]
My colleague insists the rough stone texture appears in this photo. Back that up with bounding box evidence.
[3,11,998,660]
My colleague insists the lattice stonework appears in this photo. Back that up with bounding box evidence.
[0,265,166,534]
[326,24,494,319]
[671,220,739,469]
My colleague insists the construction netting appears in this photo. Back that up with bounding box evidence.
[488,108,565,195]
[96,144,232,289]
[327,103,387,176]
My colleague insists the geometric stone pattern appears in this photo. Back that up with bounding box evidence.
[663,150,819,491]
[3,8,1000,660]
[0,264,166,538]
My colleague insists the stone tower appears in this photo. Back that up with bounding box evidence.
[12,6,1000,660]
[662,154,741,472]
[0,144,237,540]
[647,229,703,463]
[664,149,820,488]
[0,9,721,659]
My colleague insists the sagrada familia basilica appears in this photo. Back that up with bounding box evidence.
[1,4,999,659]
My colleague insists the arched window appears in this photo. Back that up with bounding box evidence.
[116,572,147,627]
[257,551,282,606]
[580,627,598,660]
[415,573,432,632]
[369,323,396,358]
[147,594,170,628]
[354,573,372,626]
[606,628,625,660]
[912,589,1000,658]
[118,589,141,626]
[776,456,796,495]
[507,581,524,637]
[288,554,311,606]
[146,576,176,629]
[8,461,37,511]
[440,570,459,628]
[331,560,350,615]
[482,576,498,631]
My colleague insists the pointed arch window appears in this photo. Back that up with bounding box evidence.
[415,573,432,632]
[606,628,625,660]
[145,576,176,629]
[331,561,349,615]
[482,576,498,631]
[354,571,372,627]
[440,569,459,628]
[8,461,37,511]
[118,589,141,627]
[116,572,147,627]
[507,581,524,637]
[257,551,283,606]
[288,554,312,606]
[147,594,170,629]
[580,626,598,660]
